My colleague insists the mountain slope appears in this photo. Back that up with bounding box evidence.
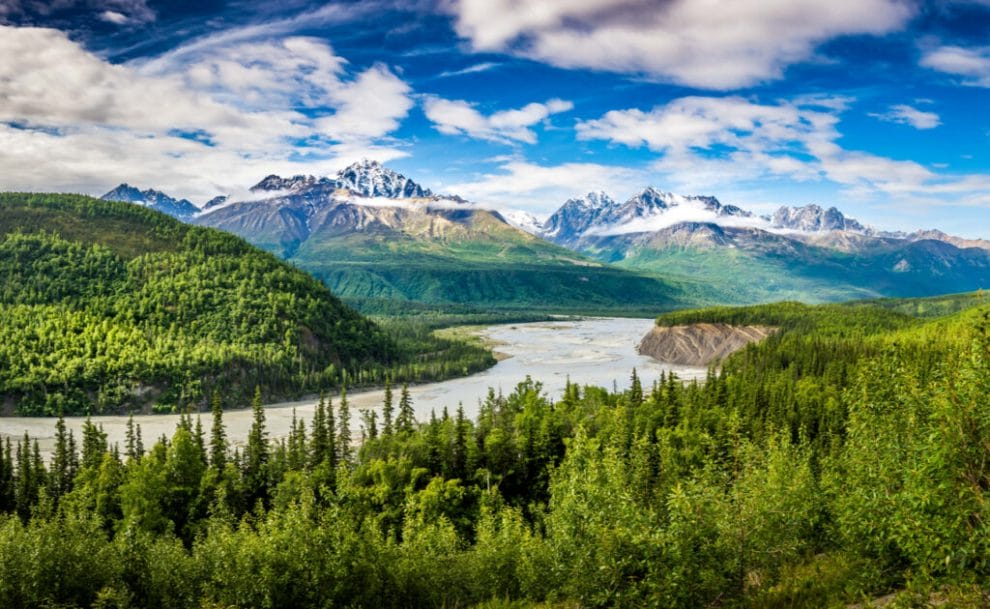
[0,192,398,415]
[196,162,692,312]
[539,189,990,304]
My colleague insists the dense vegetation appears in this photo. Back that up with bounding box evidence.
[2,296,989,607]
[0,194,494,416]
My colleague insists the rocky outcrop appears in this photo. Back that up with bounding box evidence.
[638,323,776,366]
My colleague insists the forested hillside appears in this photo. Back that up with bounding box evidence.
[0,194,494,416]
[2,295,988,607]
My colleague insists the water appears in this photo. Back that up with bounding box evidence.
[0,318,707,455]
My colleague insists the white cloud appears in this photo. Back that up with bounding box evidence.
[576,94,989,204]
[423,96,573,144]
[869,104,941,129]
[585,199,769,236]
[316,64,413,142]
[920,45,990,87]
[98,10,129,25]
[442,160,645,212]
[0,25,414,201]
[446,0,914,89]
[437,62,500,78]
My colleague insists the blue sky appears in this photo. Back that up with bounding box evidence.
[1,0,989,237]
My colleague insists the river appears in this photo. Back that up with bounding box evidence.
[0,318,707,455]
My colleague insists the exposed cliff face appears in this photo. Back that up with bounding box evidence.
[638,323,776,366]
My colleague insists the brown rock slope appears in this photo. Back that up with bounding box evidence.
[638,323,776,366]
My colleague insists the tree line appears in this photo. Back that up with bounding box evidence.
[1,301,989,607]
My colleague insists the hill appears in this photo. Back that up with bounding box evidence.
[2,290,989,608]
[0,193,491,416]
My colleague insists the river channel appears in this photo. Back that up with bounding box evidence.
[1,318,708,455]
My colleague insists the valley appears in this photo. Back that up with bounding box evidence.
[4,3,990,606]
[4,317,708,457]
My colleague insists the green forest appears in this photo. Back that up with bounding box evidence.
[2,295,989,608]
[0,194,495,416]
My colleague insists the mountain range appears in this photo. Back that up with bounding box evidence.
[99,162,990,307]
[175,161,686,313]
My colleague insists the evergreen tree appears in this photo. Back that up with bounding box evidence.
[361,409,378,442]
[452,405,468,480]
[81,418,108,470]
[125,415,138,461]
[337,386,352,465]
[49,410,74,500]
[397,383,415,434]
[382,376,394,437]
[629,368,643,408]
[244,386,269,502]
[209,391,227,470]
[14,433,38,520]
[326,394,338,472]
[310,393,329,468]
[0,438,13,512]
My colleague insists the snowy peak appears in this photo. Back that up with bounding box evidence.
[542,186,757,244]
[771,204,865,233]
[335,159,432,199]
[101,183,199,219]
[501,210,545,235]
[542,191,619,241]
[250,174,334,193]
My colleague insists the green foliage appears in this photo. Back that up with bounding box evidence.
[0,194,497,415]
[1,295,989,607]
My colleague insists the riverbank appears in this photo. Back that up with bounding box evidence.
[0,318,707,456]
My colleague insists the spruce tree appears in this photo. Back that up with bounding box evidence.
[50,410,73,500]
[81,418,108,470]
[0,438,13,512]
[629,368,643,408]
[310,394,328,468]
[398,383,415,434]
[326,395,337,471]
[244,386,269,501]
[209,391,227,470]
[337,386,351,465]
[452,405,468,480]
[125,415,138,462]
[382,376,394,437]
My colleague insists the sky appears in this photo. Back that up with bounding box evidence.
[1,0,989,237]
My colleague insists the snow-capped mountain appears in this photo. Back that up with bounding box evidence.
[336,159,432,198]
[202,195,229,211]
[250,174,334,193]
[542,187,753,246]
[99,162,990,307]
[246,161,433,201]
[101,183,199,219]
[770,204,867,233]
[542,191,619,242]
[501,210,545,235]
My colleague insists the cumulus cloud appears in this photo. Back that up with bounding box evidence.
[869,104,941,129]
[921,45,990,87]
[576,94,987,203]
[423,96,573,144]
[0,25,414,201]
[445,0,914,89]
